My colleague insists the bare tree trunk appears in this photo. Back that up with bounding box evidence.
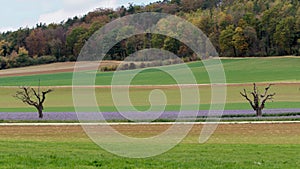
[38,108,43,119]
[37,105,43,119]
[233,47,237,57]
[256,108,263,117]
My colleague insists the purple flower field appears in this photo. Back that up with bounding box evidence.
[0,108,300,121]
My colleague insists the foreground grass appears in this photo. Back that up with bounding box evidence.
[0,124,299,168]
[0,141,299,169]
[0,58,299,86]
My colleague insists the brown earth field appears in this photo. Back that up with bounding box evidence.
[0,61,121,77]
[0,123,299,144]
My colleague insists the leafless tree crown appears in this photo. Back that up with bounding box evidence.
[15,87,53,118]
[240,83,275,116]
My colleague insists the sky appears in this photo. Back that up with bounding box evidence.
[0,0,156,32]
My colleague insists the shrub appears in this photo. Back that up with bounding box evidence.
[36,56,57,64]
[109,65,118,71]
[119,63,129,70]
[129,63,136,70]
[100,66,108,72]
[183,57,190,63]
[163,60,172,66]
[190,54,200,61]
[67,55,77,62]
[152,61,163,67]
[140,62,146,68]
[100,65,118,72]
[172,59,181,64]
[6,53,35,68]
[15,54,35,67]
[58,56,68,62]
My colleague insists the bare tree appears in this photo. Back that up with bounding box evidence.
[240,83,276,117]
[15,87,53,118]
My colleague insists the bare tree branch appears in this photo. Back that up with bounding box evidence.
[240,89,256,110]
[15,87,37,106]
[261,84,274,98]
[31,88,41,102]
[253,83,258,95]
[41,89,53,104]
[260,92,276,109]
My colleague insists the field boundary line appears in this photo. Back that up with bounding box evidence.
[1,121,300,126]
[1,82,300,89]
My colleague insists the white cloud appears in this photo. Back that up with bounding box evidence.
[38,0,117,24]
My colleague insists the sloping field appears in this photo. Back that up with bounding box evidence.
[0,57,299,118]
[0,57,299,86]
[1,57,300,114]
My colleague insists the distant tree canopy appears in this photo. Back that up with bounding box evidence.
[0,0,299,69]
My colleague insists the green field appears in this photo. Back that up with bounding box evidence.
[0,58,299,86]
[0,124,299,168]
[2,141,299,168]
[1,83,300,112]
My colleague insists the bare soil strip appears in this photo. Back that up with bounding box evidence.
[0,61,121,77]
[0,123,299,145]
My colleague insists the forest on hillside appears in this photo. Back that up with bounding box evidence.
[0,0,299,69]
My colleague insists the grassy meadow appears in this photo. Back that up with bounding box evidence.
[0,124,299,169]
[0,57,299,86]
[0,83,300,112]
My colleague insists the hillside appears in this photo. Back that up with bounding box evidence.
[1,57,300,113]
[0,0,299,70]
[0,57,299,86]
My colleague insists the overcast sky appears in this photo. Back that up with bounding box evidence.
[0,0,156,32]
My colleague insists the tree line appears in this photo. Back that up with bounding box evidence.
[0,0,299,69]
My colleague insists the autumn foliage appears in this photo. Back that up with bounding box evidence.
[0,0,299,69]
